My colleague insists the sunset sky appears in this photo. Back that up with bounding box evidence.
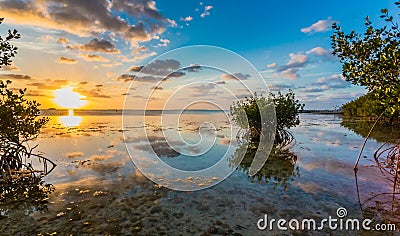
[0,0,396,109]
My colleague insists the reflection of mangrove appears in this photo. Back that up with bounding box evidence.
[0,139,56,178]
[341,118,400,143]
[375,143,400,188]
[231,145,299,189]
[275,129,295,149]
[355,170,400,228]
[353,143,400,227]
[0,139,56,215]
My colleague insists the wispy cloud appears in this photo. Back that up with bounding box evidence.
[306,47,333,59]
[180,16,193,22]
[272,53,309,80]
[28,79,70,90]
[301,17,336,33]
[312,74,350,90]
[0,63,20,71]
[156,39,170,47]
[80,54,110,62]
[56,37,69,44]
[200,5,213,18]
[0,73,32,80]
[268,83,294,91]
[136,59,182,76]
[67,38,120,54]
[58,56,78,64]
[221,72,251,81]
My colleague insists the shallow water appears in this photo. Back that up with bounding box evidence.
[1,112,398,235]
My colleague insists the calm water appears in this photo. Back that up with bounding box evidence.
[1,111,399,235]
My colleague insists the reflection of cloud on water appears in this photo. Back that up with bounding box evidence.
[292,182,327,194]
[298,158,390,197]
[66,152,84,158]
[326,139,341,147]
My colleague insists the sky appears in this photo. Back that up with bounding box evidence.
[0,0,397,110]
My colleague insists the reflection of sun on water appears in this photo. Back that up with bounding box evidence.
[53,86,86,127]
[59,109,83,127]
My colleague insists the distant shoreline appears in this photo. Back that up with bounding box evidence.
[40,108,343,115]
[301,110,343,115]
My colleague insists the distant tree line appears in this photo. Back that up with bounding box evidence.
[342,93,399,121]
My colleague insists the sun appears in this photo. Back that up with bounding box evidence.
[53,86,87,109]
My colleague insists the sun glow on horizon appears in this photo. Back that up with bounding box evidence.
[53,86,87,109]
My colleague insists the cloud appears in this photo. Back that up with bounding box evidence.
[101,64,112,68]
[0,63,20,71]
[168,71,185,78]
[58,56,78,64]
[117,74,135,82]
[29,79,70,90]
[300,87,324,93]
[76,86,111,99]
[41,35,53,42]
[280,68,299,80]
[268,83,294,91]
[127,46,157,61]
[272,53,309,80]
[119,59,185,83]
[101,62,121,68]
[277,53,308,72]
[306,47,332,58]
[56,37,69,44]
[267,63,277,69]
[67,38,120,54]
[132,51,157,60]
[66,152,84,158]
[129,65,144,72]
[150,86,163,90]
[27,79,69,90]
[0,73,32,80]
[183,64,202,72]
[180,16,193,22]
[81,90,111,98]
[301,17,336,33]
[221,72,251,81]
[156,38,170,47]
[191,83,218,93]
[80,54,110,62]
[28,82,57,90]
[312,74,350,90]
[200,5,213,18]
[132,45,149,53]
[25,91,47,97]
[140,59,181,76]
[0,0,174,44]
[116,74,159,82]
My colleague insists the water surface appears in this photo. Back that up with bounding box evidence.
[1,112,398,235]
